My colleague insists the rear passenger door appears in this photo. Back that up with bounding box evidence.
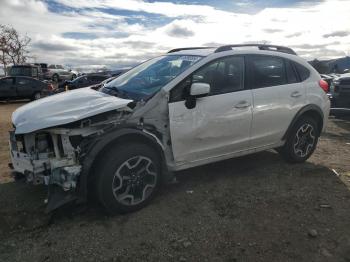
[246,55,306,148]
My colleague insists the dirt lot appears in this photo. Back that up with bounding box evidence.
[0,101,350,262]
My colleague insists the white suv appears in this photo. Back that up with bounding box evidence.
[9,44,330,213]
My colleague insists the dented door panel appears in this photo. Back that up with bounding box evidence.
[169,90,253,165]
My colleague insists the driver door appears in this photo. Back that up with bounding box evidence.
[168,56,253,166]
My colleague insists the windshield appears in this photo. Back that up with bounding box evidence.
[103,55,202,100]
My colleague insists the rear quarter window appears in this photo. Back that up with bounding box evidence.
[285,59,299,84]
[294,62,310,81]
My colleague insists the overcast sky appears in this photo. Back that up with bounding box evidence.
[0,0,350,70]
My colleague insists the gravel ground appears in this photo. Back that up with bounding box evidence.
[0,101,350,262]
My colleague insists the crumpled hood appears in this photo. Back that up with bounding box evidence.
[12,87,133,134]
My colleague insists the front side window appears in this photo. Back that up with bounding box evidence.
[193,56,244,95]
[170,56,245,102]
[103,55,202,101]
[248,55,287,88]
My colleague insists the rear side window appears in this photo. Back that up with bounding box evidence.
[285,59,298,84]
[248,55,287,88]
[294,63,310,81]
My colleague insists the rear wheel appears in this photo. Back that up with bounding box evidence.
[279,117,319,163]
[95,143,161,214]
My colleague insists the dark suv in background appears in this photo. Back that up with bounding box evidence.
[57,74,110,92]
[329,73,350,109]
[0,76,52,100]
[9,64,43,80]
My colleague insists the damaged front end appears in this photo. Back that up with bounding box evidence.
[9,88,135,212]
[9,109,133,212]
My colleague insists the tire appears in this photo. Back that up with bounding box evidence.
[279,116,319,163]
[52,74,59,82]
[94,143,161,214]
[71,74,76,80]
[32,92,42,100]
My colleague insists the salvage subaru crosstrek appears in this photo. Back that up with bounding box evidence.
[9,44,330,213]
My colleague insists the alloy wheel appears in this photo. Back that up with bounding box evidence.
[112,156,158,206]
[293,123,315,157]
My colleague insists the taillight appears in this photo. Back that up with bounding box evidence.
[47,83,53,91]
[319,79,329,93]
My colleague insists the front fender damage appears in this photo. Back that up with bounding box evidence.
[10,90,176,212]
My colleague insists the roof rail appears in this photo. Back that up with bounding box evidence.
[167,47,213,53]
[214,44,297,55]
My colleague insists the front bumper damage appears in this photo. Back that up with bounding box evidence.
[9,129,83,212]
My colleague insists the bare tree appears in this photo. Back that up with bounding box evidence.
[0,24,31,75]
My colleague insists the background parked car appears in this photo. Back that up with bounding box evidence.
[9,64,43,80]
[56,74,110,92]
[0,76,53,100]
[90,76,118,90]
[44,64,78,82]
[329,73,350,109]
[320,74,334,87]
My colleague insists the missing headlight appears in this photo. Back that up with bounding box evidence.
[35,133,53,153]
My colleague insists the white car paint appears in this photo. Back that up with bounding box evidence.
[250,81,306,148]
[165,49,330,170]
[169,89,253,165]
[12,88,132,134]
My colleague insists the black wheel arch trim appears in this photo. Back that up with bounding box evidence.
[282,104,324,140]
[76,126,167,201]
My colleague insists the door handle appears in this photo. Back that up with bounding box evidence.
[234,101,251,109]
[291,91,302,98]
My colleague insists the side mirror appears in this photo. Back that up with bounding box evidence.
[190,82,210,97]
[185,82,210,109]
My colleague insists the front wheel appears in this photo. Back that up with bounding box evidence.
[279,117,319,163]
[95,143,161,214]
